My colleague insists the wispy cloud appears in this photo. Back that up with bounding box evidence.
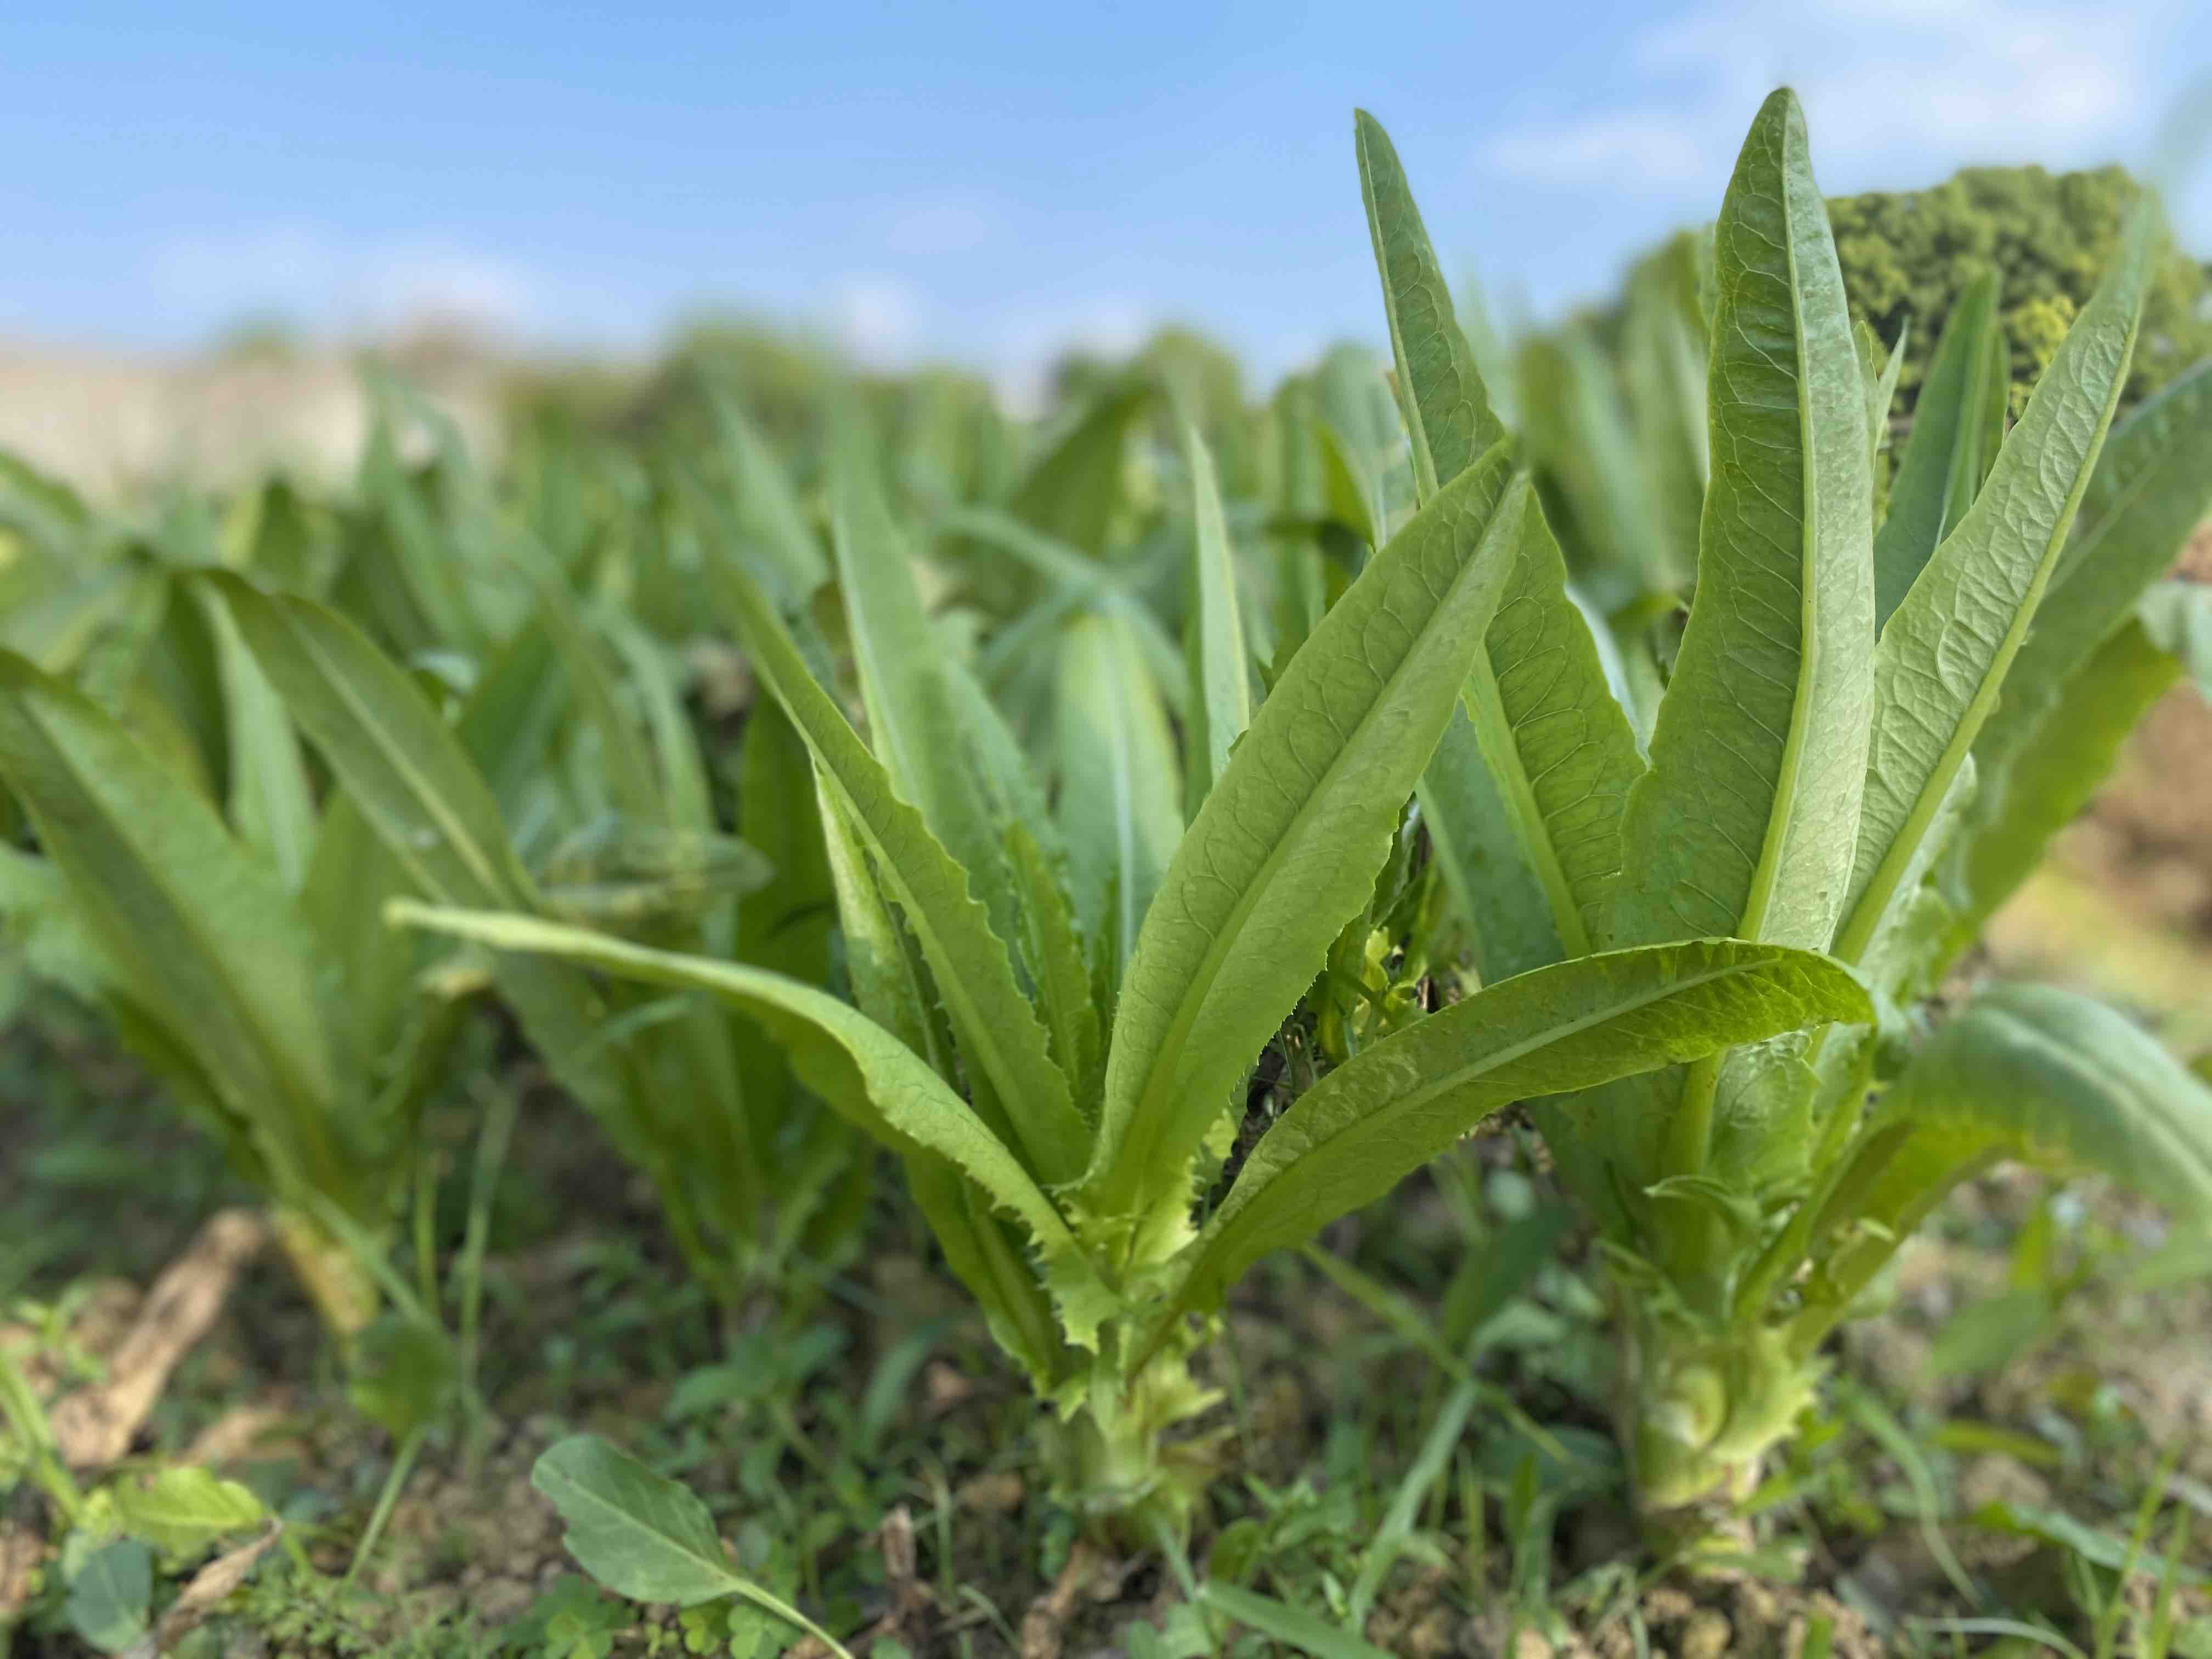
[878,192,1003,258]
[1478,0,2174,198]
[150,227,542,336]
[831,273,927,363]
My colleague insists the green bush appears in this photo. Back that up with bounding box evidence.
[1829,162,2212,414]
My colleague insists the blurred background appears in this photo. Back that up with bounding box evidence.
[8,0,2212,479]
[5,0,2212,1026]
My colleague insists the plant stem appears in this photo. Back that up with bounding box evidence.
[343,1424,427,1593]
[459,1081,517,1485]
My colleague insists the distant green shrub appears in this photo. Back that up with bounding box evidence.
[1828,163,2212,414]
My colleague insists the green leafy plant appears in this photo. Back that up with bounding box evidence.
[0,620,455,1336]
[203,558,862,1319]
[394,401,1866,1539]
[1354,87,2212,1528]
[528,1434,851,1658]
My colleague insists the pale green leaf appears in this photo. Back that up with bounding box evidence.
[829,413,1020,947]
[736,698,835,986]
[1813,983,2212,1320]
[1166,939,1870,1321]
[1610,89,1874,955]
[1086,446,1524,1234]
[1354,109,1504,498]
[605,617,715,836]
[1007,822,1102,1105]
[213,579,652,1156]
[1180,417,1252,812]
[709,391,826,605]
[66,1539,151,1655]
[1856,318,1906,464]
[2137,578,2212,698]
[1435,500,1645,966]
[113,1467,266,1558]
[704,561,1088,1184]
[1056,609,1182,983]
[1371,127,1646,968]
[532,1434,853,1656]
[211,577,533,909]
[1976,356,2212,786]
[0,650,346,1203]
[1945,618,2181,942]
[1839,212,2149,966]
[1872,270,2004,630]
[1416,696,1562,983]
[195,582,315,892]
[1006,380,1153,559]
[1198,1582,1395,1659]
[390,904,1098,1290]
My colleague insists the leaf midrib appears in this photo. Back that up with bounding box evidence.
[1739,139,1827,946]
[1191,950,1818,1286]
[279,602,519,906]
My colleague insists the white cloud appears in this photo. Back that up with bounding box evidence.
[831,274,927,363]
[150,227,541,336]
[879,192,1001,257]
[1479,0,2177,199]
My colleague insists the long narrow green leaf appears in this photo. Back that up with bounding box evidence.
[1805,982,2212,1335]
[504,535,664,825]
[1872,270,2004,630]
[1416,697,1561,983]
[605,617,714,836]
[708,392,826,605]
[736,698,836,985]
[195,580,317,892]
[1197,1582,1395,1659]
[1354,113,1643,967]
[815,764,1069,1383]
[2137,579,2212,697]
[211,578,534,908]
[1838,212,2148,965]
[1180,417,1252,813]
[1164,939,1870,1324]
[1440,503,1645,963]
[1087,445,1524,1235]
[0,650,345,1200]
[1007,379,1153,559]
[213,578,658,1155]
[1855,318,1907,470]
[1056,610,1182,982]
[717,561,1088,1184]
[1610,88,1874,955]
[393,903,1103,1299]
[1353,110,1503,498]
[828,415,1020,946]
[1945,619,2179,940]
[1974,358,2212,791]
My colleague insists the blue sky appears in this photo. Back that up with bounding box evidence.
[4,1,2209,400]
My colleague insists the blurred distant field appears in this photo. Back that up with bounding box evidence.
[0,335,504,495]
